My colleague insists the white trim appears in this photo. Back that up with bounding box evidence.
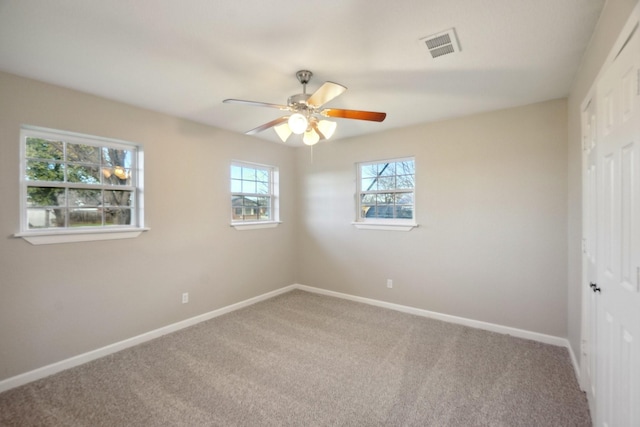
[230,161,279,224]
[295,284,569,347]
[356,156,416,225]
[231,221,280,230]
[19,125,146,239]
[0,283,576,393]
[352,222,418,231]
[0,285,295,393]
[578,3,640,119]
[566,339,581,381]
[15,228,149,245]
[20,125,137,150]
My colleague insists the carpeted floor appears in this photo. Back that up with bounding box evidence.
[0,290,591,426]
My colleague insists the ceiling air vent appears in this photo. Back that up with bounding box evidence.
[419,28,460,59]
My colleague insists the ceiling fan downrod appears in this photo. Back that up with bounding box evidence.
[296,70,312,94]
[288,70,313,110]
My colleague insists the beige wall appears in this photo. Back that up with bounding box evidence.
[295,99,569,337]
[1,74,571,382]
[566,0,638,360]
[0,72,297,381]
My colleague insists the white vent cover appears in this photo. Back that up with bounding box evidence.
[419,28,460,59]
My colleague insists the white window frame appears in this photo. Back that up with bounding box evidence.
[230,161,280,230]
[15,125,147,245]
[353,156,418,231]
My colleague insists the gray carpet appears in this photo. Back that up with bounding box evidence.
[0,290,591,426]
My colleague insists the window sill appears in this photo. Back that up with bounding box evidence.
[231,221,281,231]
[15,228,149,245]
[352,222,418,232]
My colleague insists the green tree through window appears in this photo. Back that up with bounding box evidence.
[21,127,141,231]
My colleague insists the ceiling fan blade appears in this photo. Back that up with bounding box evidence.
[322,108,387,122]
[306,82,347,108]
[223,99,289,110]
[245,116,289,135]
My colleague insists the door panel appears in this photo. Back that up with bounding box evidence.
[594,23,640,427]
[601,154,616,278]
[599,311,614,427]
[620,142,636,292]
[619,328,633,425]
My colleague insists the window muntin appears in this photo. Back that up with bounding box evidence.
[230,162,277,223]
[357,158,415,222]
[20,127,143,232]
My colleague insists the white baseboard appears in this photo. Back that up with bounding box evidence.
[294,284,580,377]
[0,285,296,393]
[566,340,581,382]
[0,283,579,393]
[295,284,568,346]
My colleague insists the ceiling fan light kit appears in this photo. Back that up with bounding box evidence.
[317,120,337,137]
[288,113,308,134]
[274,122,292,142]
[223,70,386,146]
[303,128,320,146]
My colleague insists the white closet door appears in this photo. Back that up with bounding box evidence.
[582,97,598,415]
[594,24,640,427]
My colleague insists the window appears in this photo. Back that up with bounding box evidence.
[355,157,416,231]
[230,162,279,229]
[17,126,145,244]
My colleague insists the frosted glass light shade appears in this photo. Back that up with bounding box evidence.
[274,123,292,142]
[303,129,320,146]
[288,113,308,134]
[317,120,337,139]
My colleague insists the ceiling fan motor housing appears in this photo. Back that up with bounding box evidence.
[288,93,311,110]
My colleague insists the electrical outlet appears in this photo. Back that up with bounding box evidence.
[386,279,393,289]
[182,292,189,304]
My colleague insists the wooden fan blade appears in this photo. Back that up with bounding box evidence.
[306,82,347,108]
[246,116,289,135]
[223,99,289,110]
[322,108,387,122]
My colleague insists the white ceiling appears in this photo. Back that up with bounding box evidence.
[0,0,605,146]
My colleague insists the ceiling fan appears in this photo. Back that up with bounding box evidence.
[223,70,386,145]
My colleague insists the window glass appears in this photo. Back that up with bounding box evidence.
[357,158,415,222]
[20,127,143,232]
[230,162,277,223]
